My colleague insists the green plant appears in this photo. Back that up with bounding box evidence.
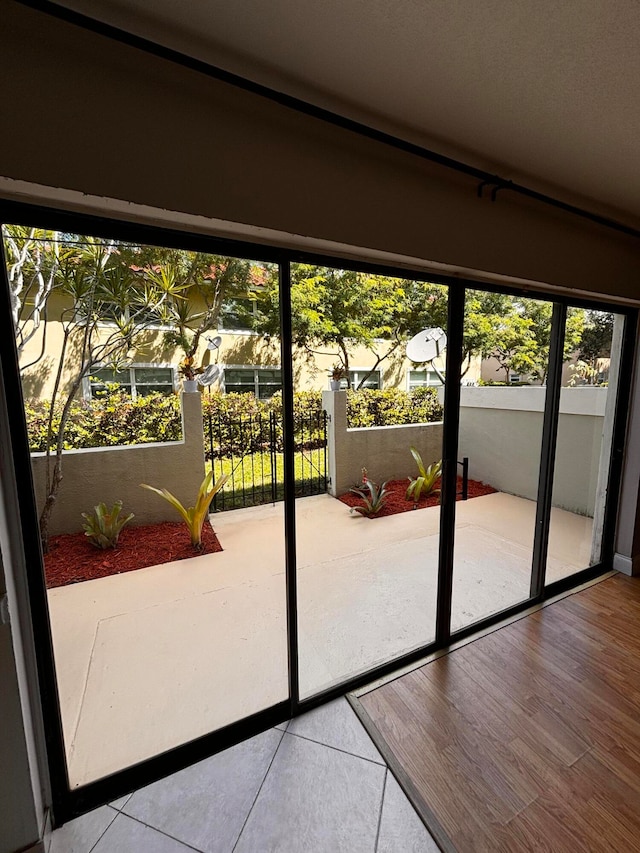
[81,501,134,549]
[349,477,389,517]
[406,448,442,503]
[141,469,229,549]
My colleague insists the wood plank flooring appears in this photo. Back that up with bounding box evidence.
[357,574,640,852]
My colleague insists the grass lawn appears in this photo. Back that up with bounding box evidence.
[207,449,327,511]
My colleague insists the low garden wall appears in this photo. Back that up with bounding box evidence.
[455,386,607,516]
[323,387,608,515]
[30,393,206,536]
[323,391,443,496]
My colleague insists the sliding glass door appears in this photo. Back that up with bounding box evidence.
[546,310,626,586]
[451,291,555,631]
[2,221,289,791]
[1,202,634,822]
[289,264,448,699]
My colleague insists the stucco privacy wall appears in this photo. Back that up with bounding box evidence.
[30,393,205,536]
[323,391,443,497]
[456,387,607,516]
[3,1,640,298]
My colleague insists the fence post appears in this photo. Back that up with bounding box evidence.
[322,390,347,496]
[182,391,206,483]
[269,410,278,503]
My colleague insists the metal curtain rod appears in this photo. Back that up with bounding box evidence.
[15,0,640,242]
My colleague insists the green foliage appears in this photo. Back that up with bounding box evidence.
[464,291,586,382]
[349,478,389,517]
[25,391,183,451]
[254,265,449,387]
[25,388,443,454]
[578,311,614,369]
[346,387,443,428]
[81,501,134,549]
[406,449,442,502]
[141,469,230,549]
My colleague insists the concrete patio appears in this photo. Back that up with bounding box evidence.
[47,492,594,787]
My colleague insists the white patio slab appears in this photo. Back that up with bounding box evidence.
[47,491,593,787]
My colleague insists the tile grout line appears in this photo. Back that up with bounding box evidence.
[99,809,206,853]
[85,806,120,853]
[109,793,133,812]
[231,727,287,853]
[284,729,385,766]
[373,768,388,853]
[348,695,455,853]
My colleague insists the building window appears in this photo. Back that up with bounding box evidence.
[408,369,441,389]
[219,298,259,332]
[224,367,282,399]
[342,370,381,390]
[77,299,173,329]
[88,366,175,399]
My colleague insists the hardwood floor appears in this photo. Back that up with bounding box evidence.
[356,574,640,852]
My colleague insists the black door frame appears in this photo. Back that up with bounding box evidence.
[0,199,636,824]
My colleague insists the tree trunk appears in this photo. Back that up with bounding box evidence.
[339,341,351,388]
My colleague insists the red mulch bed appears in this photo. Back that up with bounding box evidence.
[44,521,223,589]
[338,476,496,518]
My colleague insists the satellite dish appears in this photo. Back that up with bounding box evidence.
[198,365,221,386]
[406,328,447,363]
[206,335,222,351]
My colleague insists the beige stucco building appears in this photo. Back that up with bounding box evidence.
[19,288,476,403]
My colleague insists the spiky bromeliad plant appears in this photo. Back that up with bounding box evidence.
[81,501,134,549]
[349,477,389,518]
[406,448,442,504]
[141,469,229,549]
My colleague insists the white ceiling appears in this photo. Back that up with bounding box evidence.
[60,0,640,225]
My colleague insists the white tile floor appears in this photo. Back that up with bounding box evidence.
[49,698,438,853]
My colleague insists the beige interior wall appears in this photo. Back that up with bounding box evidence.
[2,1,640,302]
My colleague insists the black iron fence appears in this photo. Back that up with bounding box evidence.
[205,409,328,511]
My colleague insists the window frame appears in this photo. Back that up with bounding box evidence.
[2,200,636,829]
[83,363,177,400]
[218,297,260,334]
[222,364,283,398]
[406,368,442,390]
[75,295,177,332]
[341,368,382,390]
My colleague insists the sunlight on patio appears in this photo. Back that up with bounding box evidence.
[48,491,593,787]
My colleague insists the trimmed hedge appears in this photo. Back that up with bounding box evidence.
[25,387,443,453]
[26,391,183,451]
[347,387,442,427]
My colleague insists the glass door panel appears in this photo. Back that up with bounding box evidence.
[3,223,288,787]
[291,264,448,698]
[546,310,625,584]
[451,291,555,632]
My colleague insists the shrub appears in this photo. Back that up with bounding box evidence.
[346,387,442,428]
[81,501,134,549]
[406,449,442,503]
[141,470,229,549]
[26,391,183,452]
[349,477,389,517]
[25,386,442,455]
